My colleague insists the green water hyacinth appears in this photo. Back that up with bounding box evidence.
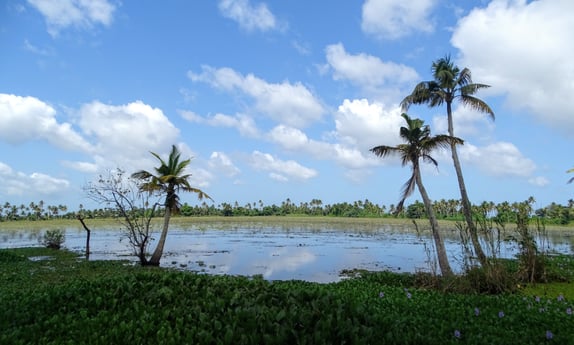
[2,248,574,345]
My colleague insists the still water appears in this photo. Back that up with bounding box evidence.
[1,222,572,282]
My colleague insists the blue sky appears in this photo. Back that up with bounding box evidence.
[0,0,572,211]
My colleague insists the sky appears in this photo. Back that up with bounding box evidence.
[0,0,573,212]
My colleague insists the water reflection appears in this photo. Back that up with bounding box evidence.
[0,223,572,283]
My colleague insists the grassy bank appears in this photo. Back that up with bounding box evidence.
[1,247,573,345]
[1,215,573,232]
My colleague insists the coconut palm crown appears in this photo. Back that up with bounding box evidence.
[371,114,463,213]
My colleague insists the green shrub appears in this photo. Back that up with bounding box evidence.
[41,229,65,249]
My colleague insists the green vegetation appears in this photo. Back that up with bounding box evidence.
[1,197,574,226]
[1,247,572,345]
[40,228,65,249]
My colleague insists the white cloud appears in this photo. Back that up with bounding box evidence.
[268,98,401,171]
[361,0,436,39]
[452,0,574,136]
[209,151,241,177]
[250,151,317,181]
[325,43,419,89]
[61,160,98,173]
[0,93,92,152]
[78,100,180,171]
[188,66,325,128]
[269,172,288,182]
[460,142,536,178]
[0,162,70,196]
[27,0,116,36]
[186,167,214,189]
[23,40,53,56]
[218,0,278,32]
[335,99,404,151]
[180,110,260,138]
[528,176,549,187]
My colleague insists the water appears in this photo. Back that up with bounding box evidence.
[1,222,572,282]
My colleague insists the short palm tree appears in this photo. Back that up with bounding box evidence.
[371,113,462,276]
[132,145,212,266]
[401,55,493,267]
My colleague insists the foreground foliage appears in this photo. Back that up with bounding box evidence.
[1,248,573,345]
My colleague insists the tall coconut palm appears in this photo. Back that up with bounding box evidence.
[401,55,494,267]
[371,113,462,276]
[568,168,574,183]
[132,145,212,266]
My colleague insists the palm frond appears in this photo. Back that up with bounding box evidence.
[396,173,417,213]
[400,81,433,110]
[420,154,439,167]
[131,170,153,180]
[456,67,472,87]
[370,145,400,158]
[459,95,495,120]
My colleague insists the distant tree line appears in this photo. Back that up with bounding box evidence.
[1,197,573,225]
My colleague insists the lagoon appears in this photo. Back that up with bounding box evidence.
[1,219,572,282]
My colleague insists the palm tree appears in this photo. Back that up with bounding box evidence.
[567,168,574,183]
[132,145,212,266]
[371,113,462,276]
[401,55,494,267]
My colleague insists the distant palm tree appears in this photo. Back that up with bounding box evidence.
[371,113,462,276]
[132,145,212,266]
[401,55,493,267]
[568,168,574,183]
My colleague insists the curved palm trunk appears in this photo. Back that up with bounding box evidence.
[446,102,488,266]
[414,164,453,276]
[148,206,171,265]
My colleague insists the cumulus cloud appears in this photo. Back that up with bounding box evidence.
[452,0,574,136]
[188,66,325,128]
[268,98,400,171]
[218,0,278,32]
[325,43,419,89]
[334,98,404,151]
[0,93,92,152]
[361,0,436,39]
[186,167,214,189]
[460,142,536,178]
[78,100,180,170]
[249,151,317,182]
[0,162,70,196]
[180,110,260,138]
[209,151,241,177]
[27,0,116,36]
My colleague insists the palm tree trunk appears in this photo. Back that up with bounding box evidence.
[414,165,453,276]
[446,101,488,267]
[148,206,172,266]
